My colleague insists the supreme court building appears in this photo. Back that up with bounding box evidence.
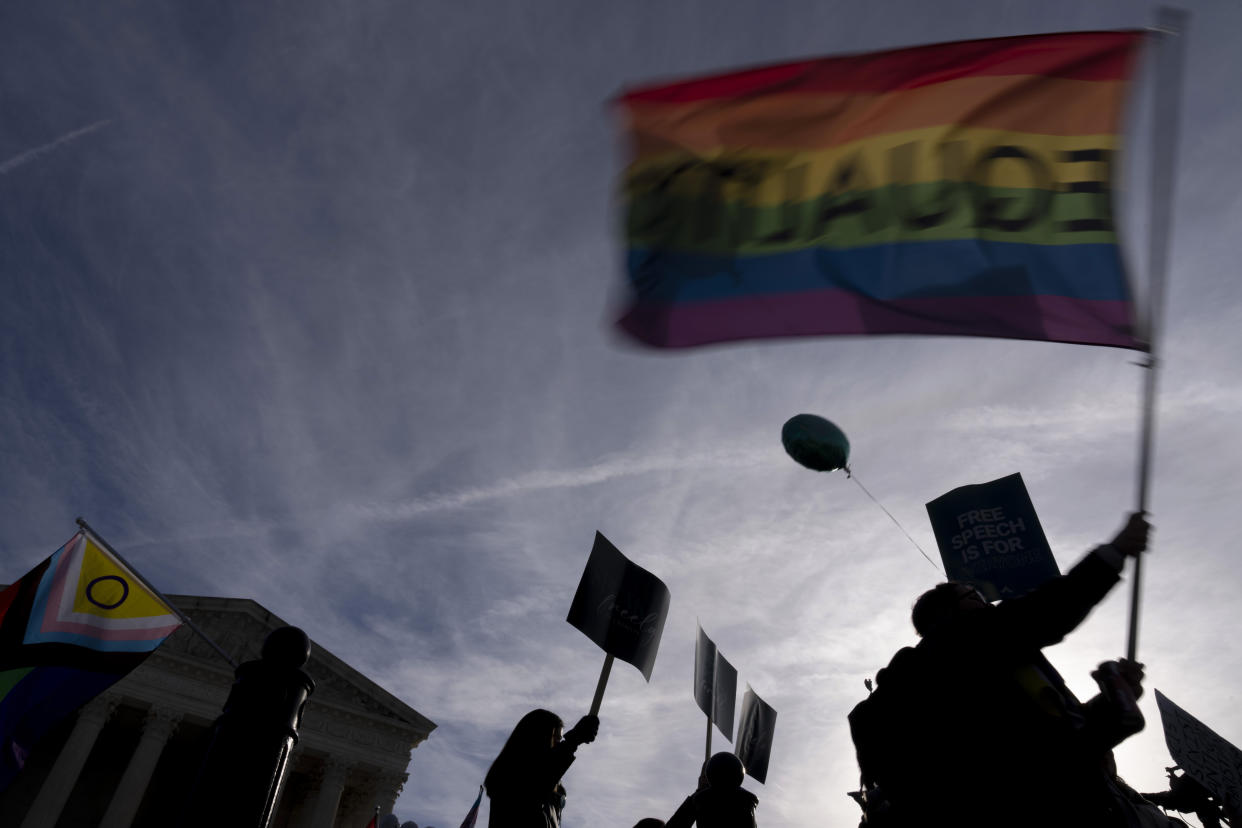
[0,594,436,828]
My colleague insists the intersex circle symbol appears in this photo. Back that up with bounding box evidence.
[86,575,129,610]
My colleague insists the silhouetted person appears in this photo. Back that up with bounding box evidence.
[485,709,599,828]
[850,512,1150,828]
[632,820,666,828]
[1142,767,1234,828]
[666,752,758,828]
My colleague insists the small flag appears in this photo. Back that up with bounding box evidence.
[616,31,1146,349]
[459,785,484,828]
[0,530,183,790]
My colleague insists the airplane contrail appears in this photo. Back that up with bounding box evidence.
[0,119,112,176]
[345,446,772,522]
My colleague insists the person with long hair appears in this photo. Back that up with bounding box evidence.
[484,709,599,828]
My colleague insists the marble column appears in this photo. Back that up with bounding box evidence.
[307,756,350,828]
[338,781,375,828]
[19,694,120,828]
[374,770,407,817]
[98,705,182,828]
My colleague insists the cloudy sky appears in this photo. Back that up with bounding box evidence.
[3,1,1241,826]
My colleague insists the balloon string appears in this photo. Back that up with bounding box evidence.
[846,468,943,573]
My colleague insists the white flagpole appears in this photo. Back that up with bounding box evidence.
[1127,7,1188,662]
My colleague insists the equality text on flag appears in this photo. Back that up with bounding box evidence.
[616,31,1146,349]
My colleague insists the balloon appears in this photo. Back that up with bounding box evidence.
[781,414,850,472]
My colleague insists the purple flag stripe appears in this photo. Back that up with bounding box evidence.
[619,292,1141,349]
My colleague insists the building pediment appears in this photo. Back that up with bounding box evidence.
[159,595,435,739]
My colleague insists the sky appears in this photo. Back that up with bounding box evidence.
[2,1,1241,826]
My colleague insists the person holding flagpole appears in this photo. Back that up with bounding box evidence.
[484,708,599,828]
[850,512,1151,828]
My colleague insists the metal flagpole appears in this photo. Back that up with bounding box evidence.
[705,712,713,764]
[1127,7,1188,663]
[75,517,239,669]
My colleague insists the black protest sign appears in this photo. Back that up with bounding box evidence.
[713,653,738,742]
[735,686,777,784]
[1156,690,1242,813]
[925,472,1059,600]
[694,624,738,742]
[566,532,670,681]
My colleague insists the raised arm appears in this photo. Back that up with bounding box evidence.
[991,513,1149,649]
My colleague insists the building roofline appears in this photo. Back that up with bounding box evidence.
[168,594,436,735]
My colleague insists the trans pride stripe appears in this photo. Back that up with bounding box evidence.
[24,532,182,652]
[0,531,182,790]
[616,31,1146,349]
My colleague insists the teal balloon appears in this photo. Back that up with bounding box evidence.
[782,414,850,472]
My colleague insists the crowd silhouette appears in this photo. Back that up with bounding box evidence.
[478,513,1232,828]
[846,512,1200,828]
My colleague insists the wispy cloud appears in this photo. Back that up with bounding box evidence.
[0,120,111,176]
[344,447,773,521]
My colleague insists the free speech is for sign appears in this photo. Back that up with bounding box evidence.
[925,472,1059,600]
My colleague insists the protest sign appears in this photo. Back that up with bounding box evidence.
[694,624,738,743]
[1156,690,1242,813]
[735,685,777,784]
[925,472,1059,600]
[567,532,670,683]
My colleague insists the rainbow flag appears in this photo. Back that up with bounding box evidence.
[0,530,182,790]
[616,31,1146,349]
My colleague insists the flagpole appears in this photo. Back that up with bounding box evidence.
[705,713,713,765]
[589,654,614,716]
[75,517,239,669]
[1127,7,1187,663]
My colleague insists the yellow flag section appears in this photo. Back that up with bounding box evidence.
[25,532,182,653]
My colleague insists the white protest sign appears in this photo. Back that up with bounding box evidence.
[1156,689,1242,813]
[735,685,777,784]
